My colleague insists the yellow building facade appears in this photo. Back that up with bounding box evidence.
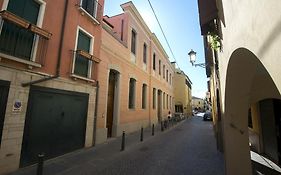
[172,64,192,117]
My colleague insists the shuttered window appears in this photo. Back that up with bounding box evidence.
[0,0,40,60]
[131,30,137,55]
[74,31,91,77]
[129,78,136,109]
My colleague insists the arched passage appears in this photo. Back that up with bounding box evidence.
[224,48,281,174]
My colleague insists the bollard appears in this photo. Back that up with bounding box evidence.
[121,131,125,151]
[140,127,143,142]
[152,124,154,136]
[161,121,164,131]
[37,153,44,175]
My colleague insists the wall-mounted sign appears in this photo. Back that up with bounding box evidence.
[12,100,22,112]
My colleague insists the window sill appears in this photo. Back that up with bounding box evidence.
[130,53,136,64]
[78,7,100,25]
[0,53,41,68]
[70,74,96,83]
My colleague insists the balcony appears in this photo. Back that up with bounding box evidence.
[78,0,103,25]
[0,10,51,68]
[71,49,100,82]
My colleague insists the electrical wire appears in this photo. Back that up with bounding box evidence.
[147,0,181,69]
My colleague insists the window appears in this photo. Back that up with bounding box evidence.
[163,92,165,109]
[0,0,41,61]
[163,65,165,79]
[153,88,156,109]
[131,29,137,55]
[169,73,172,84]
[129,78,136,109]
[153,53,156,70]
[143,43,147,64]
[170,96,172,109]
[74,29,93,78]
[166,70,168,82]
[81,0,99,18]
[166,94,169,109]
[159,60,161,75]
[142,84,147,109]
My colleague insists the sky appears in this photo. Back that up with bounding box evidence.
[104,0,208,98]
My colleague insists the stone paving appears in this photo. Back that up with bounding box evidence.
[9,116,225,175]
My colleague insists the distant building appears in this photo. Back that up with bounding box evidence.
[192,96,204,111]
[172,63,192,116]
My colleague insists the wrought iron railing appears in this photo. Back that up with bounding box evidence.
[80,0,103,23]
[0,10,51,65]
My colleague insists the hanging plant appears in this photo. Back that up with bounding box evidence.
[208,32,221,51]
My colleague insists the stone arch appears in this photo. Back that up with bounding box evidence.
[223,48,281,174]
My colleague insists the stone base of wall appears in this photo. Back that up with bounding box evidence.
[0,66,97,175]
[95,128,108,144]
[116,120,150,137]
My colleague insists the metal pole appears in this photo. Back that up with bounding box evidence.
[37,153,44,175]
[152,124,154,136]
[140,127,143,142]
[121,131,125,151]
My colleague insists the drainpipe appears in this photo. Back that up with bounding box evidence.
[22,0,69,87]
[93,81,99,146]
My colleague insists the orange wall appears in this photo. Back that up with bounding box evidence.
[1,0,104,82]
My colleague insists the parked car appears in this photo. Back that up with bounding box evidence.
[203,111,213,121]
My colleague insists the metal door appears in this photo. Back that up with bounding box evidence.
[0,80,10,146]
[20,86,89,167]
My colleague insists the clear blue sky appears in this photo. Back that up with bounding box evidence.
[104,0,207,98]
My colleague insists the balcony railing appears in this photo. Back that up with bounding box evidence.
[80,0,103,24]
[0,10,51,66]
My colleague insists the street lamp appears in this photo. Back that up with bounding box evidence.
[188,49,206,68]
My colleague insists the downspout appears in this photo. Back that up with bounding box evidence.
[22,0,69,87]
[93,81,99,146]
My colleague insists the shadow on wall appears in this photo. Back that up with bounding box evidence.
[223,48,281,174]
[258,18,281,58]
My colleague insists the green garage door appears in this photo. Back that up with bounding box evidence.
[20,86,89,167]
[0,80,10,146]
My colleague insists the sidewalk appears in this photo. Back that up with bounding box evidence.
[9,118,186,175]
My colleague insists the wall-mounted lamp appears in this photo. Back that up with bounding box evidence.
[188,49,207,68]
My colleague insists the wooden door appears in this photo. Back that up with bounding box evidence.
[106,71,116,137]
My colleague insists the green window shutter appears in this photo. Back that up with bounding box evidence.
[77,31,91,52]
[74,55,89,77]
[74,31,91,77]
[1,0,40,60]
[7,0,39,24]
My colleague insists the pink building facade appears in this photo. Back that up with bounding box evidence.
[96,2,174,142]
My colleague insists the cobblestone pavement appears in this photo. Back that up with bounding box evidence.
[10,116,225,175]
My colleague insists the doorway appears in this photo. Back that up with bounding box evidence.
[0,80,10,146]
[157,90,162,122]
[106,70,118,138]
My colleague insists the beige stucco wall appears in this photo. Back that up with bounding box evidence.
[217,0,281,174]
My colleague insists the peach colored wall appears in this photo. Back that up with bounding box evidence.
[98,3,174,137]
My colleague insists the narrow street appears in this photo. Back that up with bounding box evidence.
[10,117,224,175]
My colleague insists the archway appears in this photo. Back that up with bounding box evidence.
[224,48,281,174]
